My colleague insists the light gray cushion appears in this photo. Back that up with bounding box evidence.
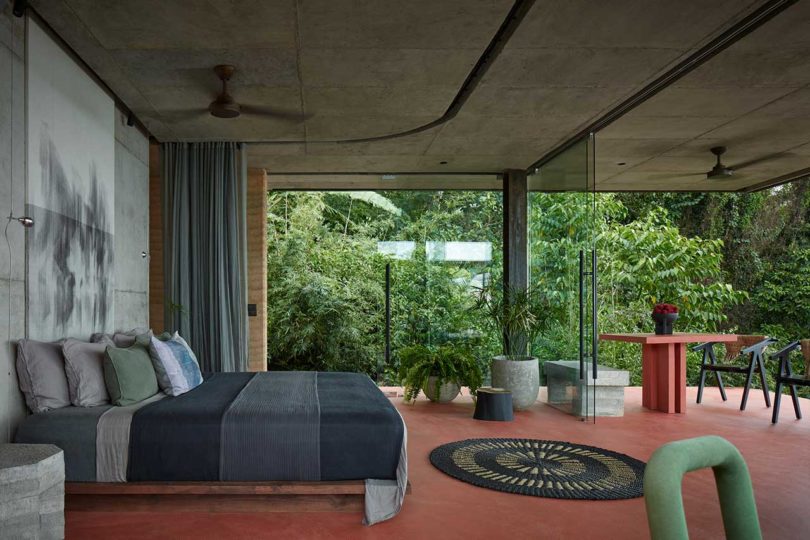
[16,339,71,413]
[62,339,110,407]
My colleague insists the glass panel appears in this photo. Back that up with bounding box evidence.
[528,136,598,420]
[381,191,503,387]
[265,189,502,391]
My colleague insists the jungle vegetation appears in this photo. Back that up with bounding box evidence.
[266,180,809,388]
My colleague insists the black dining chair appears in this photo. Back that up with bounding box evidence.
[693,335,776,411]
[770,340,810,424]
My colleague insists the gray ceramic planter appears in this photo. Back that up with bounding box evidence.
[423,376,461,403]
[491,356,540,410]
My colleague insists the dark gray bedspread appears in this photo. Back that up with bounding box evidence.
[221,371,320,481]
[14,404,112,481]
[15,372,404,484]
[319,372,403,481]
[128,372,253,481]
[130,371,403,482]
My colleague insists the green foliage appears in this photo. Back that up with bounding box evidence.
[265,182,807,397]
[266,193,387,374]
[474,283,549,359]
[267,190,502,381]
[529,193,746,386]
[612,182,810,389]
[398,344,483,402]
[599,209,747,329]
[752,248,810,338]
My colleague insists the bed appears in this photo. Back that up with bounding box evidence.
[14,371,408,525]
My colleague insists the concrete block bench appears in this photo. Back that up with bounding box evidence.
[545,360,630,417]
[0,444,64,540]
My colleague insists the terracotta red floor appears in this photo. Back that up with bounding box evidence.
[67,387,810,539]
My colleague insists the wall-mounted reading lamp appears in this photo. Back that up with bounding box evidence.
[7,215,34,228]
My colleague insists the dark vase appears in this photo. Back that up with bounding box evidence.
[652,312,679,335]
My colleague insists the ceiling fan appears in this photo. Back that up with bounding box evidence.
[704,145,793,180]
[706,146,734,179]
[188,64,309,122]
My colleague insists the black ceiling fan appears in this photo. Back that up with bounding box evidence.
[706,146,733,179]
[705,145,788,180]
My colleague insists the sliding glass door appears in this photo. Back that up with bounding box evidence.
[528,135,599,420]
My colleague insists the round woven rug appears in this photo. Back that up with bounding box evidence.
[429,438,645,500]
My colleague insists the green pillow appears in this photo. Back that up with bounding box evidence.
[103,334,159,406]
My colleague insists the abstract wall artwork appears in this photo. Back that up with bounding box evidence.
[26,20,115,340]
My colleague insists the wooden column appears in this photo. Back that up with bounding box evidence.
[246,169,268,372]
[503,169,528,292]
[148,144,165,334]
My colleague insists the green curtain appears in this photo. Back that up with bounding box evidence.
[162,142,248,372]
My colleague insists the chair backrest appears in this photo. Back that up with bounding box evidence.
[801,339,810,378]
[724,335,767,361]
[644,436,762,540]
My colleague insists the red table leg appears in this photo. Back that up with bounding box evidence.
[675,343,687,413]
[642,344,656,410]
[642,343,684,413]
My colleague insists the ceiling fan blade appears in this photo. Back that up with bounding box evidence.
[731,152,792,170]
[240,104,312,123]
[164,108,210,120]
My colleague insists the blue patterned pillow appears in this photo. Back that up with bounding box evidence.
[148,333,203,396]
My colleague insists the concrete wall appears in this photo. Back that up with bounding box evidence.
[0,8,150,442]
[0,6,27,444]
[113,109,150,331]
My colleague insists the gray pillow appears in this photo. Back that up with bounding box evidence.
[90,332,111,344]
[92,328,151,348]
[16,339,71,413]
[62,339,110,407]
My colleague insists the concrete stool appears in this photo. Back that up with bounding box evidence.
[474,388,513,421]
[545,360,630,417]
[0,444,64,540]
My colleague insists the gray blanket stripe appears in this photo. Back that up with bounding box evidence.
[96,393,166,482]
[220,371,321,481]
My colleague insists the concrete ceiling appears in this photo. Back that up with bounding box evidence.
[30,0,810,190]
[597,0,810,191]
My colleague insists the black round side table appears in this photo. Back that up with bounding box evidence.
[473,388,513,421]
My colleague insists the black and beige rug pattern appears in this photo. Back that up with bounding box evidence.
[429,438,645,500]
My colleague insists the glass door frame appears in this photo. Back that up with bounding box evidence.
[527,132,599,421]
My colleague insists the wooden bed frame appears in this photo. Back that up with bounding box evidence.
[66,481,411,513]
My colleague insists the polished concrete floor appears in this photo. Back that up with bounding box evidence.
[67,386,810,539]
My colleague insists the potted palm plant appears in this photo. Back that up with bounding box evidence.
[398,345,483,403]
[475,284,546,410]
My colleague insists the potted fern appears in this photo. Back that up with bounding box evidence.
[398,345,483,403]
[475,283,547,410]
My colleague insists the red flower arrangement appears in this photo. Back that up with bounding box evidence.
[652,303,679,315]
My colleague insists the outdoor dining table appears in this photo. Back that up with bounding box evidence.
[599,333,738,414]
